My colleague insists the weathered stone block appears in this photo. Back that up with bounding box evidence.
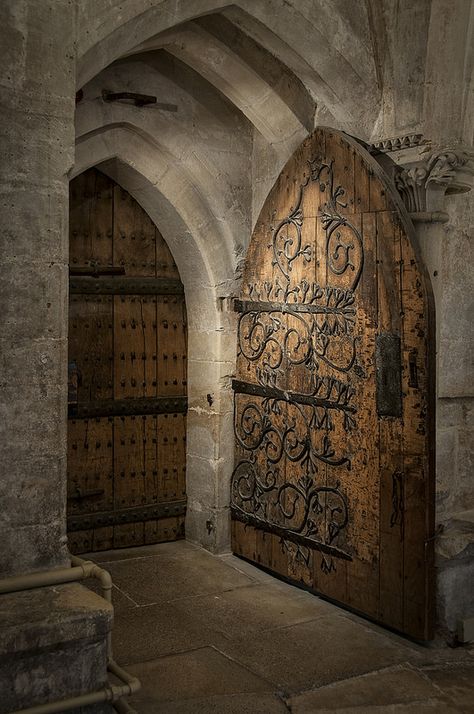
[0,101,74,187]
[438,199,474,398]
[0,523,68,578]
[0,0,75,96]
[0,261,68,341]
[186,453,217,507]
[435,426,457,519]
[0,583,112,713]
[0,338,68,461]
[186,505,231,554]
[0,454,66,531]
[0,184,69,263]
[437,548,474,636]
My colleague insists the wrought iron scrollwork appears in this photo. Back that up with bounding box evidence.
[234,397,352,472]
[309,157,364,291]
[267,156,364,291]
[232,459,351,561]
[390,470,404,528]
[231,392,352,561]
[271,186,312,281]
[238,307,357,387]
[233,149,366,570]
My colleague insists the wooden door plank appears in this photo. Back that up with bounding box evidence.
[69,296,113,401]
[114,523,145,549]
[400,227,433,639]
[92,527,114,552]
[113,184,156,276]
[156,413,186,503]
[157,296,187,396]
[67,417,114,515]
[114,415,146,511]
[145,517,184,544]
[377,212,404,631]
[68,530,94,555]
[114,296,157,400]
[69,169,113,269]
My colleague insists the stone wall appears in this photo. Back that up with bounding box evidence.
[434,191,474,637]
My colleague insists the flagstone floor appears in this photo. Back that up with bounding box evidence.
[86,541,474,713]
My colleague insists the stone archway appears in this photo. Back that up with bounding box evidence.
[72,137,239,551]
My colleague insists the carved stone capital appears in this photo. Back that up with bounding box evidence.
[424,149,474,211]
[370,135,474,218]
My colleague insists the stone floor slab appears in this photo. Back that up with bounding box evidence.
[302,703,463,713]
[138,692,290,713]
[84,541,474,712]
[126,646,274,709]
[85,579,139,616]
[85,540,201,564]
[160,582,334,642]
[219,553,279,584]
[420,662,474,712]
[99,548,255,606]
[112,600,218,664]
[287,665,460,712]
[219,614,425,693]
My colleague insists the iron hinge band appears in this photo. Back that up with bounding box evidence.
[68,396,187,419]
[68,500,187,532]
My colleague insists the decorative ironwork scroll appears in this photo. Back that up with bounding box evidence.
[267,157,364,292]
[390,471,404,528]
[237,302,358,388]
[232,389,352,561]
[233,151,366,570]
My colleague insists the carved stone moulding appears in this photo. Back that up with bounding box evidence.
[369,134,474,219]
[369,133,427,154]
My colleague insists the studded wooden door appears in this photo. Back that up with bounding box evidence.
[67,168,187,553]
[231,127,435,640]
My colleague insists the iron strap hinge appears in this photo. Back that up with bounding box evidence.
[232,379,356,414]
[68,500,187,532]
[68,396,187,419]
[69,276,184,295]
[233,298,356,316]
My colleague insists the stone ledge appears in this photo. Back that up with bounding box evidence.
[0,583,113,713]
[0,582,113,657]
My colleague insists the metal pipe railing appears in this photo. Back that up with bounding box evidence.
[0,554,141,714]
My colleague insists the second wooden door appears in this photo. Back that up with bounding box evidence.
[67,168,187,553]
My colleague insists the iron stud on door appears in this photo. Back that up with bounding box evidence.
[67,167,188,553]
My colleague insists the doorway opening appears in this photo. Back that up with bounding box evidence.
[67,167,187,554]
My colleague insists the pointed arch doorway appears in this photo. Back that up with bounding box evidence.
[231,127,435,640]
[67,167,187,553]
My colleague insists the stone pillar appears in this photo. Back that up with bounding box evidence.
[0,3,114,708]
[371,135,474,639]
[185,298,238,554]
[0,0,74,577]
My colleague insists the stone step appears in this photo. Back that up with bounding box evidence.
[0,583,113,714]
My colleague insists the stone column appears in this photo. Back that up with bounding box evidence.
[0,3,114,709]
[185,296,238,554]
[0,0,75,577]
[371,135,474,639]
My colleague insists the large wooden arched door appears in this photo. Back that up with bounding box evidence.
[67,168,187,553]
[231,128,435,640]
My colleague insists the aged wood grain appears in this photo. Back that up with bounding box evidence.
[68,168,187,552]
[231,128,434,640]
